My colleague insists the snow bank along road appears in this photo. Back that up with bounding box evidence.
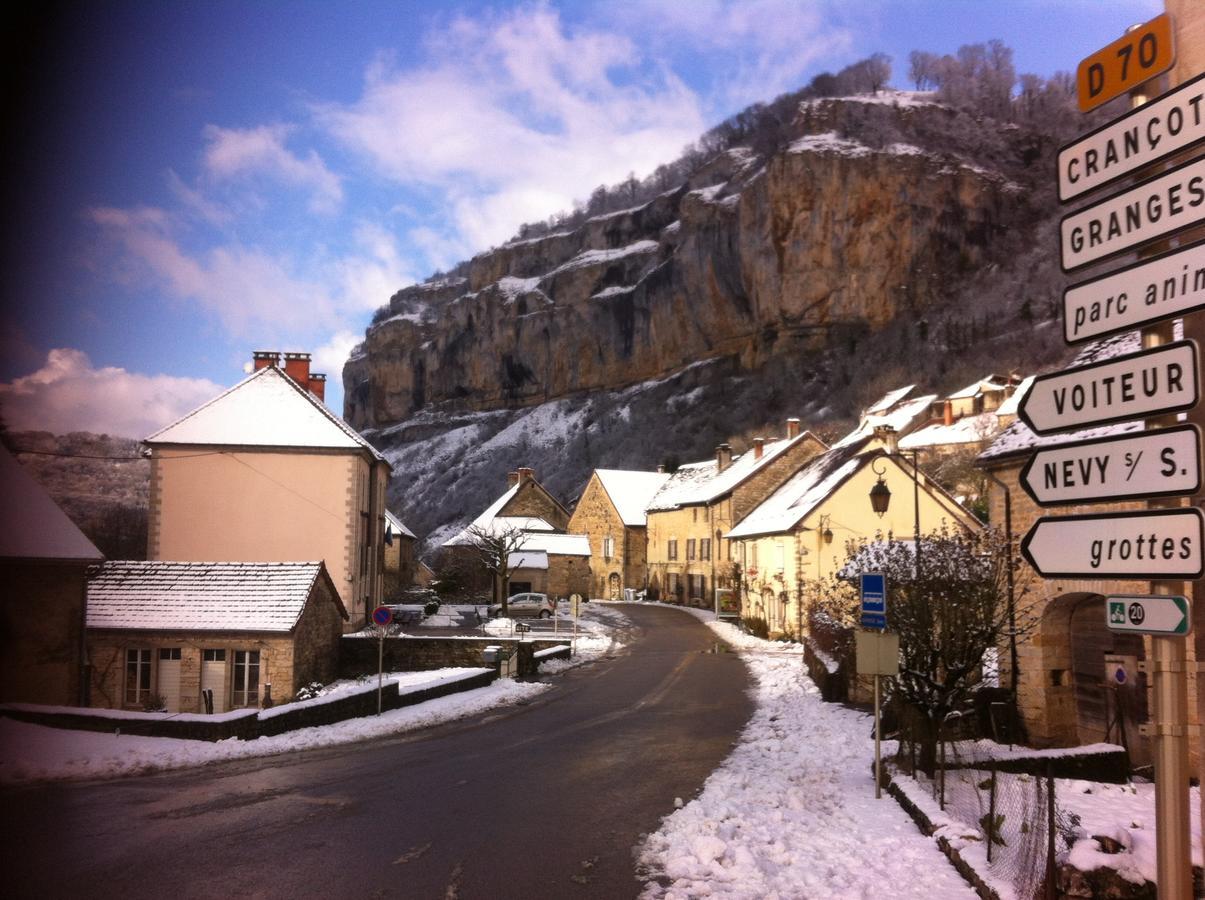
[638,617,975,899]
[0,604,752,899]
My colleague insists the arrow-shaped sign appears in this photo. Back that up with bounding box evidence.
[1021,507,1205,580]
[1018,340,1198,436]
[1106,594,1192,636]
[1019,425,1202,507]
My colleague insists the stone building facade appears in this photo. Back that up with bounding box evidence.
[86,561,346,713]
[568,469,669,599]
[646,420,826,608]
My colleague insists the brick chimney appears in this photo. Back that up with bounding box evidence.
[282,352,311,387]
[716,443,733,472]
[252,350,279,370]
[308,373,326,402]
[517,467,535,484]
[753,437,765,460]
[873,425,899,454]
[786,418,801,439]
[507,471,520,487]
[943,400,954,426]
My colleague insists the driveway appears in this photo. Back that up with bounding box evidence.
[1,604,752,899]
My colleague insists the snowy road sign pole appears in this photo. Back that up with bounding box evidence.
[372,606,392,715]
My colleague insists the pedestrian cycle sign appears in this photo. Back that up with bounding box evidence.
[1106,594,1191,636]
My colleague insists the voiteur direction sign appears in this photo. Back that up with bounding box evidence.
[1019,424,1201,507]
[1107,594,1192,636]
[1060,156,1205,272]
[1018,340,1198,435]
[1077,12,1175,113]
[1060,71,1205,202]
[1063,239,1205,344]
[1021,507,1205,580]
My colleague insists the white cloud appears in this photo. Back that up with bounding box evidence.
[202,123,343,214]
[315,5,706,249]
[0,349,222,438]
[313,330,361,377]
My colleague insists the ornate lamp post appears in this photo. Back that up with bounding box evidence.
[869,451,923,576]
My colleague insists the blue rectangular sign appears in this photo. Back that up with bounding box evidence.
[860,572,887,629]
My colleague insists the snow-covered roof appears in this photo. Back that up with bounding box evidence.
[995,376,1034,417]
[385,510,415,540]
[833,395,937,449]
[595,469,671,526]
[727,439,874,539]
[898,411,999,450]
[87,561,346,632]
[0,445,103,563]
[145,365,386,462]
[865,385,915,416]
[648,431,823,512]
[508,550,548,570]
[519,532,591,557]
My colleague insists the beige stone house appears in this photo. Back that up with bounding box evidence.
[0,446,104,706]
[727,431,980,637]
[86,560,346,712]
[568,469,670,599]
[383,509,417,599]
[645,419,827,609]
[443,468,590,600]
[144,352,391,630]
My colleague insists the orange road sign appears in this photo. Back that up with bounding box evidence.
[1077,13,1175,113]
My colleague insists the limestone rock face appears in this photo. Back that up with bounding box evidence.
[344,95,1029,435]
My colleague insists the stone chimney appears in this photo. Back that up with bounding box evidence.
[716,443,733,472]
[656,464,666,474]
[507,471,520,487]
[252,350,279,370]
[308,373,326,403]
[283,352,311,387]
[786,418,801,439]
[943,399,954,426]
[753,437,765,460]
[873,425,899,454]
[517,467,535,484]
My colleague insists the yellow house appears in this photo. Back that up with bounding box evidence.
[567,469,670,599]
[727,429,981,637]
[144,352,391,631]
[645,419,827,609]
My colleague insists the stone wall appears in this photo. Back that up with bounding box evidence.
[730,432,826,522]
[340,635,572,678]
[0,561,88,706]
[567,473,628,599]
[546,554,590,599]
[501,477,570,530]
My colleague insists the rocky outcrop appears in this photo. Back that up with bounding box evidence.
[344,95,1033,435]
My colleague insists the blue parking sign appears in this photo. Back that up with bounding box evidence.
[860,573,887,629]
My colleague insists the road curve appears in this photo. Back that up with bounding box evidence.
[2,604,752,899]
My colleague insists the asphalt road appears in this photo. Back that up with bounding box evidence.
[1,604,752,899]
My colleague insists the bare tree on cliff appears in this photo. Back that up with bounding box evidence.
[462,523,528,616]
[811,526,1032,774]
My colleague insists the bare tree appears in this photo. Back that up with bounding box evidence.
[908,50,939,90]
[462,523,529,616]
[811,526,1032,773]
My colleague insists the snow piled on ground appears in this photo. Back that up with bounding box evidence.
[0,670,547,785]
[638,613,975,899]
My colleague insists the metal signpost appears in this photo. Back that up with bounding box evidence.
[371,605,392,714]
[1017,340,1199,434]
[1018,425,1202,507]
[570,593,583,650]
[855,629,899,800]
[1042,16,1199,893]
[1107,594,1193,636]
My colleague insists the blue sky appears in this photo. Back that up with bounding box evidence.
[0,0,1162,437]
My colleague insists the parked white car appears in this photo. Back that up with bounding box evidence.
[489,592,556,618]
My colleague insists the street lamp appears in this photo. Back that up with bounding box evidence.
[868,450,923,576]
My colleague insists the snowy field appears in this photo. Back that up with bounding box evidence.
[637,606,977,899]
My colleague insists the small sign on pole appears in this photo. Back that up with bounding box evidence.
[1107,594,1192,636]
[860,572,887,630]
[1076,12,1174,113]
[371,606,392,714]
